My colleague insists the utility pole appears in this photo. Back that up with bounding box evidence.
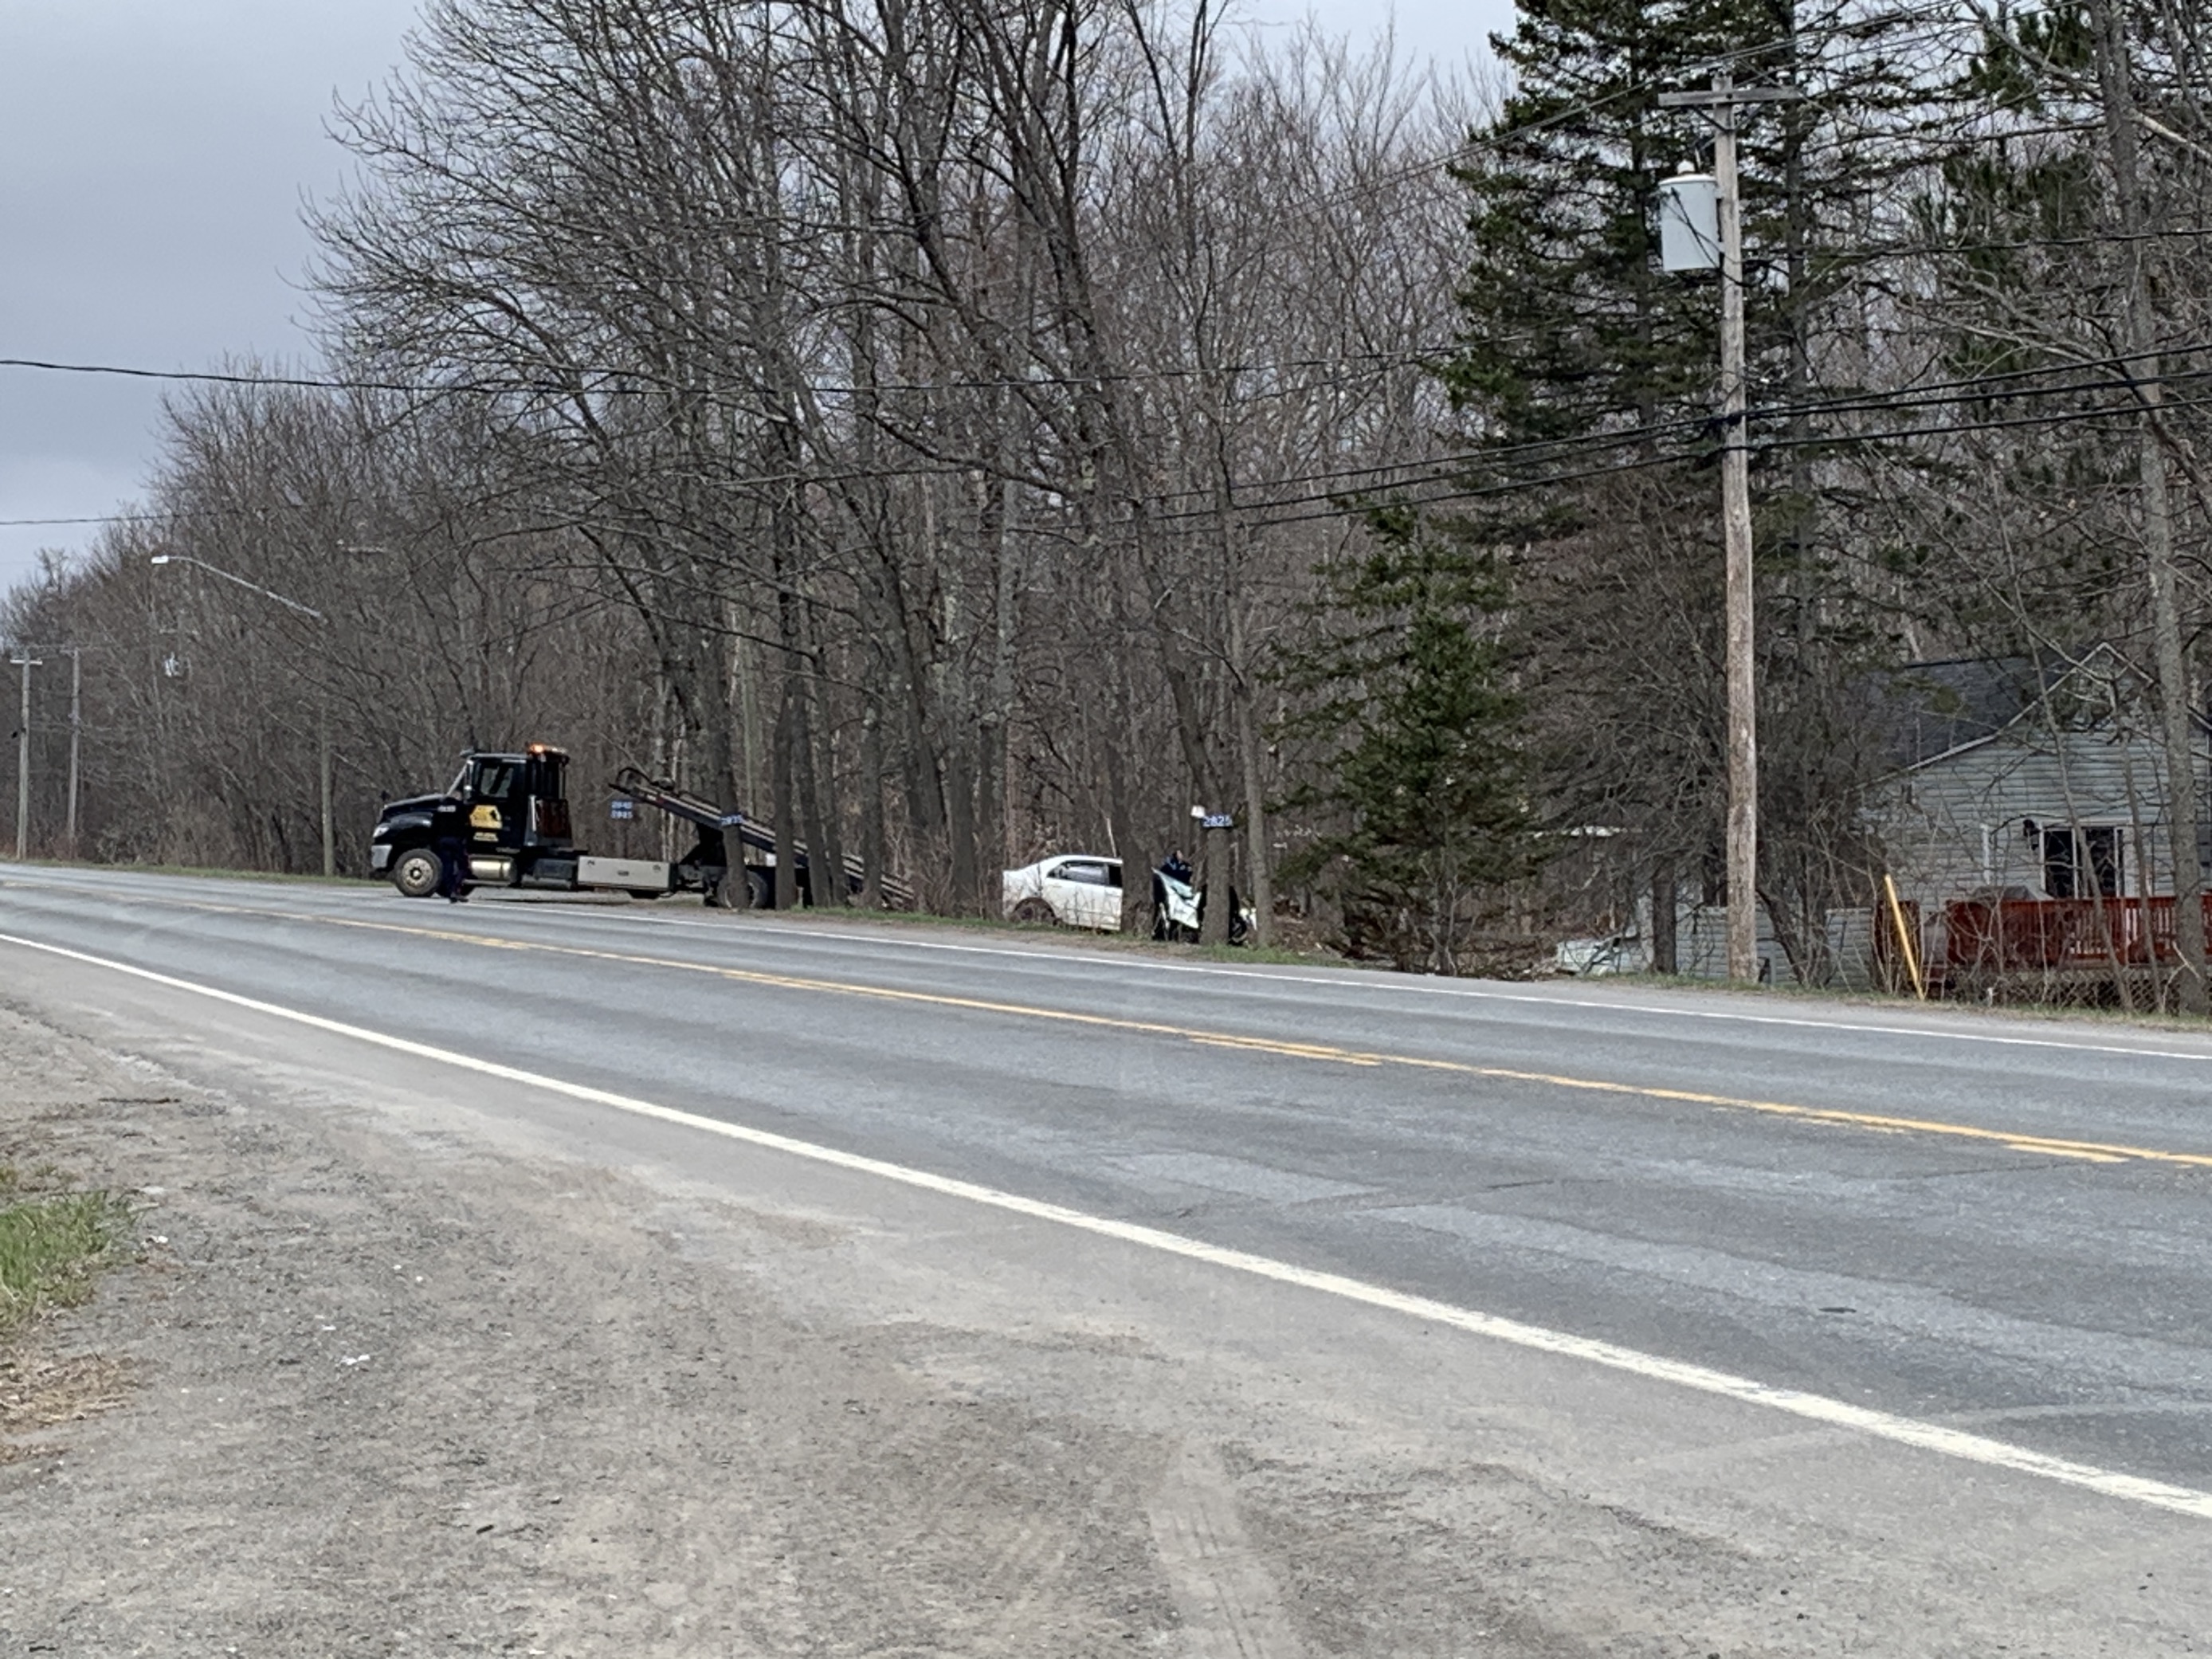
[65,648,82,859]
[10,648,40,861]
[1659,73,1802,984]
[320,696,335,878]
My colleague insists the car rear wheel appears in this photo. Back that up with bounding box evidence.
[1010,896,1056,925]
[390,847,442,899]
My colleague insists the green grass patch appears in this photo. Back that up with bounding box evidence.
[0,1179,132,1337]
[1193,943,1330,967]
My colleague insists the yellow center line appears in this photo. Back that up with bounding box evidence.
[18,882,2212,1174]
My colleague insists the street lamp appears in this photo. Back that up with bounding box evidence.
[149,553,336,875]
[148,554,327,620]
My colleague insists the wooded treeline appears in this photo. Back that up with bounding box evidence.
[6,0,2211,979]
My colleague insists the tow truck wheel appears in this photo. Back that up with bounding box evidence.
[709,869,765,910]
[390,848,443,900]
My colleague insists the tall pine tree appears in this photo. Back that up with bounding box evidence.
[1279,508,1532,975]
[1438,0,1927,979]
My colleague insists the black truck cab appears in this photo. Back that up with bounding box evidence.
[451,748,573,858]
[371,744,578,898]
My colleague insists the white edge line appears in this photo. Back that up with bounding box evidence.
[11,864,2212,1066]
[6,927,2210,1524]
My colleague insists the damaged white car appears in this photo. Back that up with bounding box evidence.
[1002,854,1124,930]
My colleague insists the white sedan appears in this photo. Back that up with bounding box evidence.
[1002,854,1124,930]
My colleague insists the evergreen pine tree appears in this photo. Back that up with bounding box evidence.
[1280,508,1532,975]
[1446,0,1796,463]
[1437,0,1930,975]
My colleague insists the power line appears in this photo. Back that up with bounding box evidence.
[0,514,168,528]
[0,343,1461,404]
[13,341,2210,536]
[1213,383,2212,533]
[1822,223,2212,263]
[1141,343,2212,520]
[0,358,435,394]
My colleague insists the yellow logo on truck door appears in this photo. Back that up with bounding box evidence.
[471,805,503,840]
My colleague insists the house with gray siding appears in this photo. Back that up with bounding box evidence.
[1555,648,2205,990]
[1873,647,2212,912]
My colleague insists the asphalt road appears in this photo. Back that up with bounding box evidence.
[6,863,2212,1549]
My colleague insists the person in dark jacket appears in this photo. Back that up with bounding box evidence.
[433,804,469,904]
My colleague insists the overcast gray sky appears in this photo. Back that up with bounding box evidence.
[0,0,1514,597]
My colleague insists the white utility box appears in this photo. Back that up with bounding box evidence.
[1658,169,1720,272]
[576,856,672,892]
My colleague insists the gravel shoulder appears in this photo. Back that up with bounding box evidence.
[0,995,1190,1656]
[0,978,2202,1657]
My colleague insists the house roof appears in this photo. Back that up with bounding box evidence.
[1875,656,2065,771]
[1872,644,2208,772]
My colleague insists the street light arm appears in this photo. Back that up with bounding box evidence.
[147,551,340,877]
[149,554,326,622]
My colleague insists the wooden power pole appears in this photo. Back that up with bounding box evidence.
[1660,73,1802,984]
[65,647,82,859]
[10,648,39,861]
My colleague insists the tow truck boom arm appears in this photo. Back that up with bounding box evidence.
[610,764,911,904]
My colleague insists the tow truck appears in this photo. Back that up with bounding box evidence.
[368,745,884,908]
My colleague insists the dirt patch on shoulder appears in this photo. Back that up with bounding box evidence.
[0,1351,134,1449]
[0,998,1186,1657]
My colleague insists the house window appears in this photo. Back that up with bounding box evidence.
[2042,826,2124,898]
